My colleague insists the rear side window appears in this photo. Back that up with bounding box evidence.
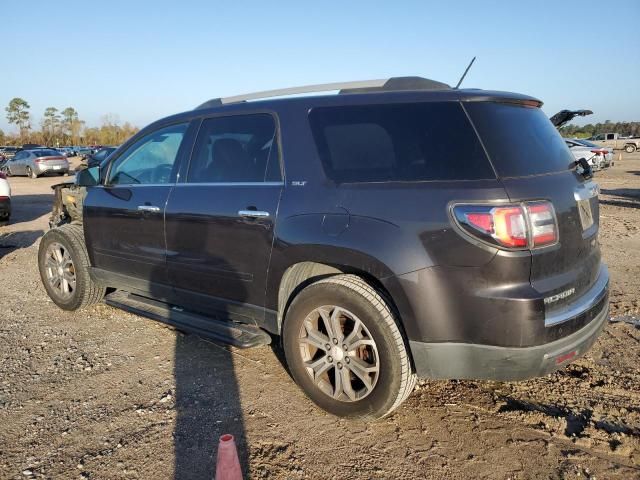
[465,103,574,177]
[308,102,494,183]
[187,114,280,183]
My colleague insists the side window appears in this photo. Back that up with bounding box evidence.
[606,133,615,140]
[309,103,494,183]
[108,123,188,185]
[187,114,280,183]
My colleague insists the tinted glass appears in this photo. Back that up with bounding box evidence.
[466,103,574,177]
[108,123,188,185]
[33,149,60,157]
[308,102,494,183]
[576,139,598,148]
[187,114,279,183]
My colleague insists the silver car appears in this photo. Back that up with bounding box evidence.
[2,149,70,178]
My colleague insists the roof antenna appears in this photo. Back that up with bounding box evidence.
[454,56,476,89]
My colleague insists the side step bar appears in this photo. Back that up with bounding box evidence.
[104,291,271,348]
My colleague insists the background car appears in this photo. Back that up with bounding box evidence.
[84,146,117,168]
[0,171,10,220]
[75,147,93,159]
[0,146,19,160]
[3,149,70,178]
[56,147,76,157]
[572,138,614,167]
[564,139,609,171]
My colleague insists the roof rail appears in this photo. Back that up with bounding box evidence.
[195,76,450,110]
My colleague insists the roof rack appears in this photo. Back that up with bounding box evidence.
[195,76,451,109]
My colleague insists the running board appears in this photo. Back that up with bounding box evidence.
[104,291,271,348]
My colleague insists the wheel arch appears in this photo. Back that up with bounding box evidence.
[274,259,414,361]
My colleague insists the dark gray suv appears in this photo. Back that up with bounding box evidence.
[38,77,608,419]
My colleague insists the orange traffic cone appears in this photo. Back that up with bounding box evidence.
[215,434,242,480]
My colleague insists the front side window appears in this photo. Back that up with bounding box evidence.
[187,114,280,183]
[108,123,188,185]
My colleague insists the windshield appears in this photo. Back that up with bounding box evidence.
[466,103,575,178]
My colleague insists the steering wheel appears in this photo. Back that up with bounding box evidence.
[152,164,173,183]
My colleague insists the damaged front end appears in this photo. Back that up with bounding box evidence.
[50,181,87,228]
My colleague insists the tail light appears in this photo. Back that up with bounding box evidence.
[0,172,6,179]
[526,202,558,247]
[35,158,43,163]
[453,201,558,250]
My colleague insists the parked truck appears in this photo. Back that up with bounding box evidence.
[588,133,640,153]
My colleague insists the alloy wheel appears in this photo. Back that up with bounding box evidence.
[43,242,76,300]
[298,305,380,402]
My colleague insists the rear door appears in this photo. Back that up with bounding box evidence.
[466,102,602,311]
[83,122,193,295]
[165,113,283,324]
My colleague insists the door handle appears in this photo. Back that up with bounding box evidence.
[238,210,270,218]
[138,205,161,212]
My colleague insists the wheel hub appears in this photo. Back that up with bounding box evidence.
[330,345,344,362]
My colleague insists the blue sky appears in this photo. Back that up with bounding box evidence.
[2,0,639,133]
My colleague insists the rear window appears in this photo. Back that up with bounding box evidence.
[465,103,574,177]
[308,102,494,183]
[33,149,60,157]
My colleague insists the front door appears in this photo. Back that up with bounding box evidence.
[9,151,27,176]
[84,122,191,297]
[165,113,283,324]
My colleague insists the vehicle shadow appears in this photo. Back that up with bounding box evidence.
[599,188,640,210]
[0,230,43,260]
[5,193,55,224]
[146,257,250,479]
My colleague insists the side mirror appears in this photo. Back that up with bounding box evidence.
[76,165,100,186]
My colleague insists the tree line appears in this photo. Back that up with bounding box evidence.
[559,120,640,139]
[1,97,139,147]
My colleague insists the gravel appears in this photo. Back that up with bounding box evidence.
[1,154,639,479]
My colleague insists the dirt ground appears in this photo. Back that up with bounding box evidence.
[1,154,639,480]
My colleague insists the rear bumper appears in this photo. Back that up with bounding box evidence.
[409,270,609,381]
[35,164,69,174]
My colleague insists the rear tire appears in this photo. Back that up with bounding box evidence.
[27,166,37,179]
[283,274,416,420]
[625,144,636,154]
[38,224,106,311]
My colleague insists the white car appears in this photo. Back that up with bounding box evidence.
[0,171,10,220]
[565,139,609,171]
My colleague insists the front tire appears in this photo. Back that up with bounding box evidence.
[38,224,106,311]
[27,166,37,179]
[283,274,416,420]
